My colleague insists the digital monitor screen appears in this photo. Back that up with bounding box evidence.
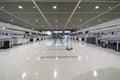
[64,31,71,33]
[42,31,52,35]
[53,31,63,33]
[53,31,59,33]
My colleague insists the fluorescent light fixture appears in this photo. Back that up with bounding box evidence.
[53,5,57,9]
[18,5,23,9]
[95,6,99,9]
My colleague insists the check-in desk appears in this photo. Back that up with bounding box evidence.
[97,35,120,51]
[36,37,41,41]
[85,35,100,44]
[12,36,25,45]
[30,38,36,42]
[24,36,30,43]
[0,36,13,49]
[78,35,85,41]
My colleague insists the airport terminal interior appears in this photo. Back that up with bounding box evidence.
[0,0,120,80]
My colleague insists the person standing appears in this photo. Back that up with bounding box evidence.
[54,34,58,44]
[59,34,63,44]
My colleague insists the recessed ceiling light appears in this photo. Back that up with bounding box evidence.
[78,6,81,9]
[33,6,36,9]
[98,19,101,22]
[1,6,4,9]
[53,6,57,9]
[108,6,111,9]
[10,20,14,22]
[36,19,39,22]
[80,20,82,21]
[55,19,58,22]
[18,5,23,9]
[95,6,99,9]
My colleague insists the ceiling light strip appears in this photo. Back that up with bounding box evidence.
[0,8,37,28]
[77,3,120,29]
[32,0,51,28]
[64,0,82,29]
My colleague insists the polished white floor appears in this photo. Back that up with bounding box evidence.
[0,39,120,80]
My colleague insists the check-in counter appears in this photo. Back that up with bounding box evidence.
[85,35,100,44]
[0,36,13,49]
[33,38,37,41]
[78,35,86,41]
[97,35,120,51]
[12,36,25,45]
[24,38,30,43]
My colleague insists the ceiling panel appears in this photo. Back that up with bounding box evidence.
[36,2,77,12]
[76,2,120,12]
[0,0,120,2]
[14,13,43,19]
[0,2,38,12]
[0,0,120,30]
